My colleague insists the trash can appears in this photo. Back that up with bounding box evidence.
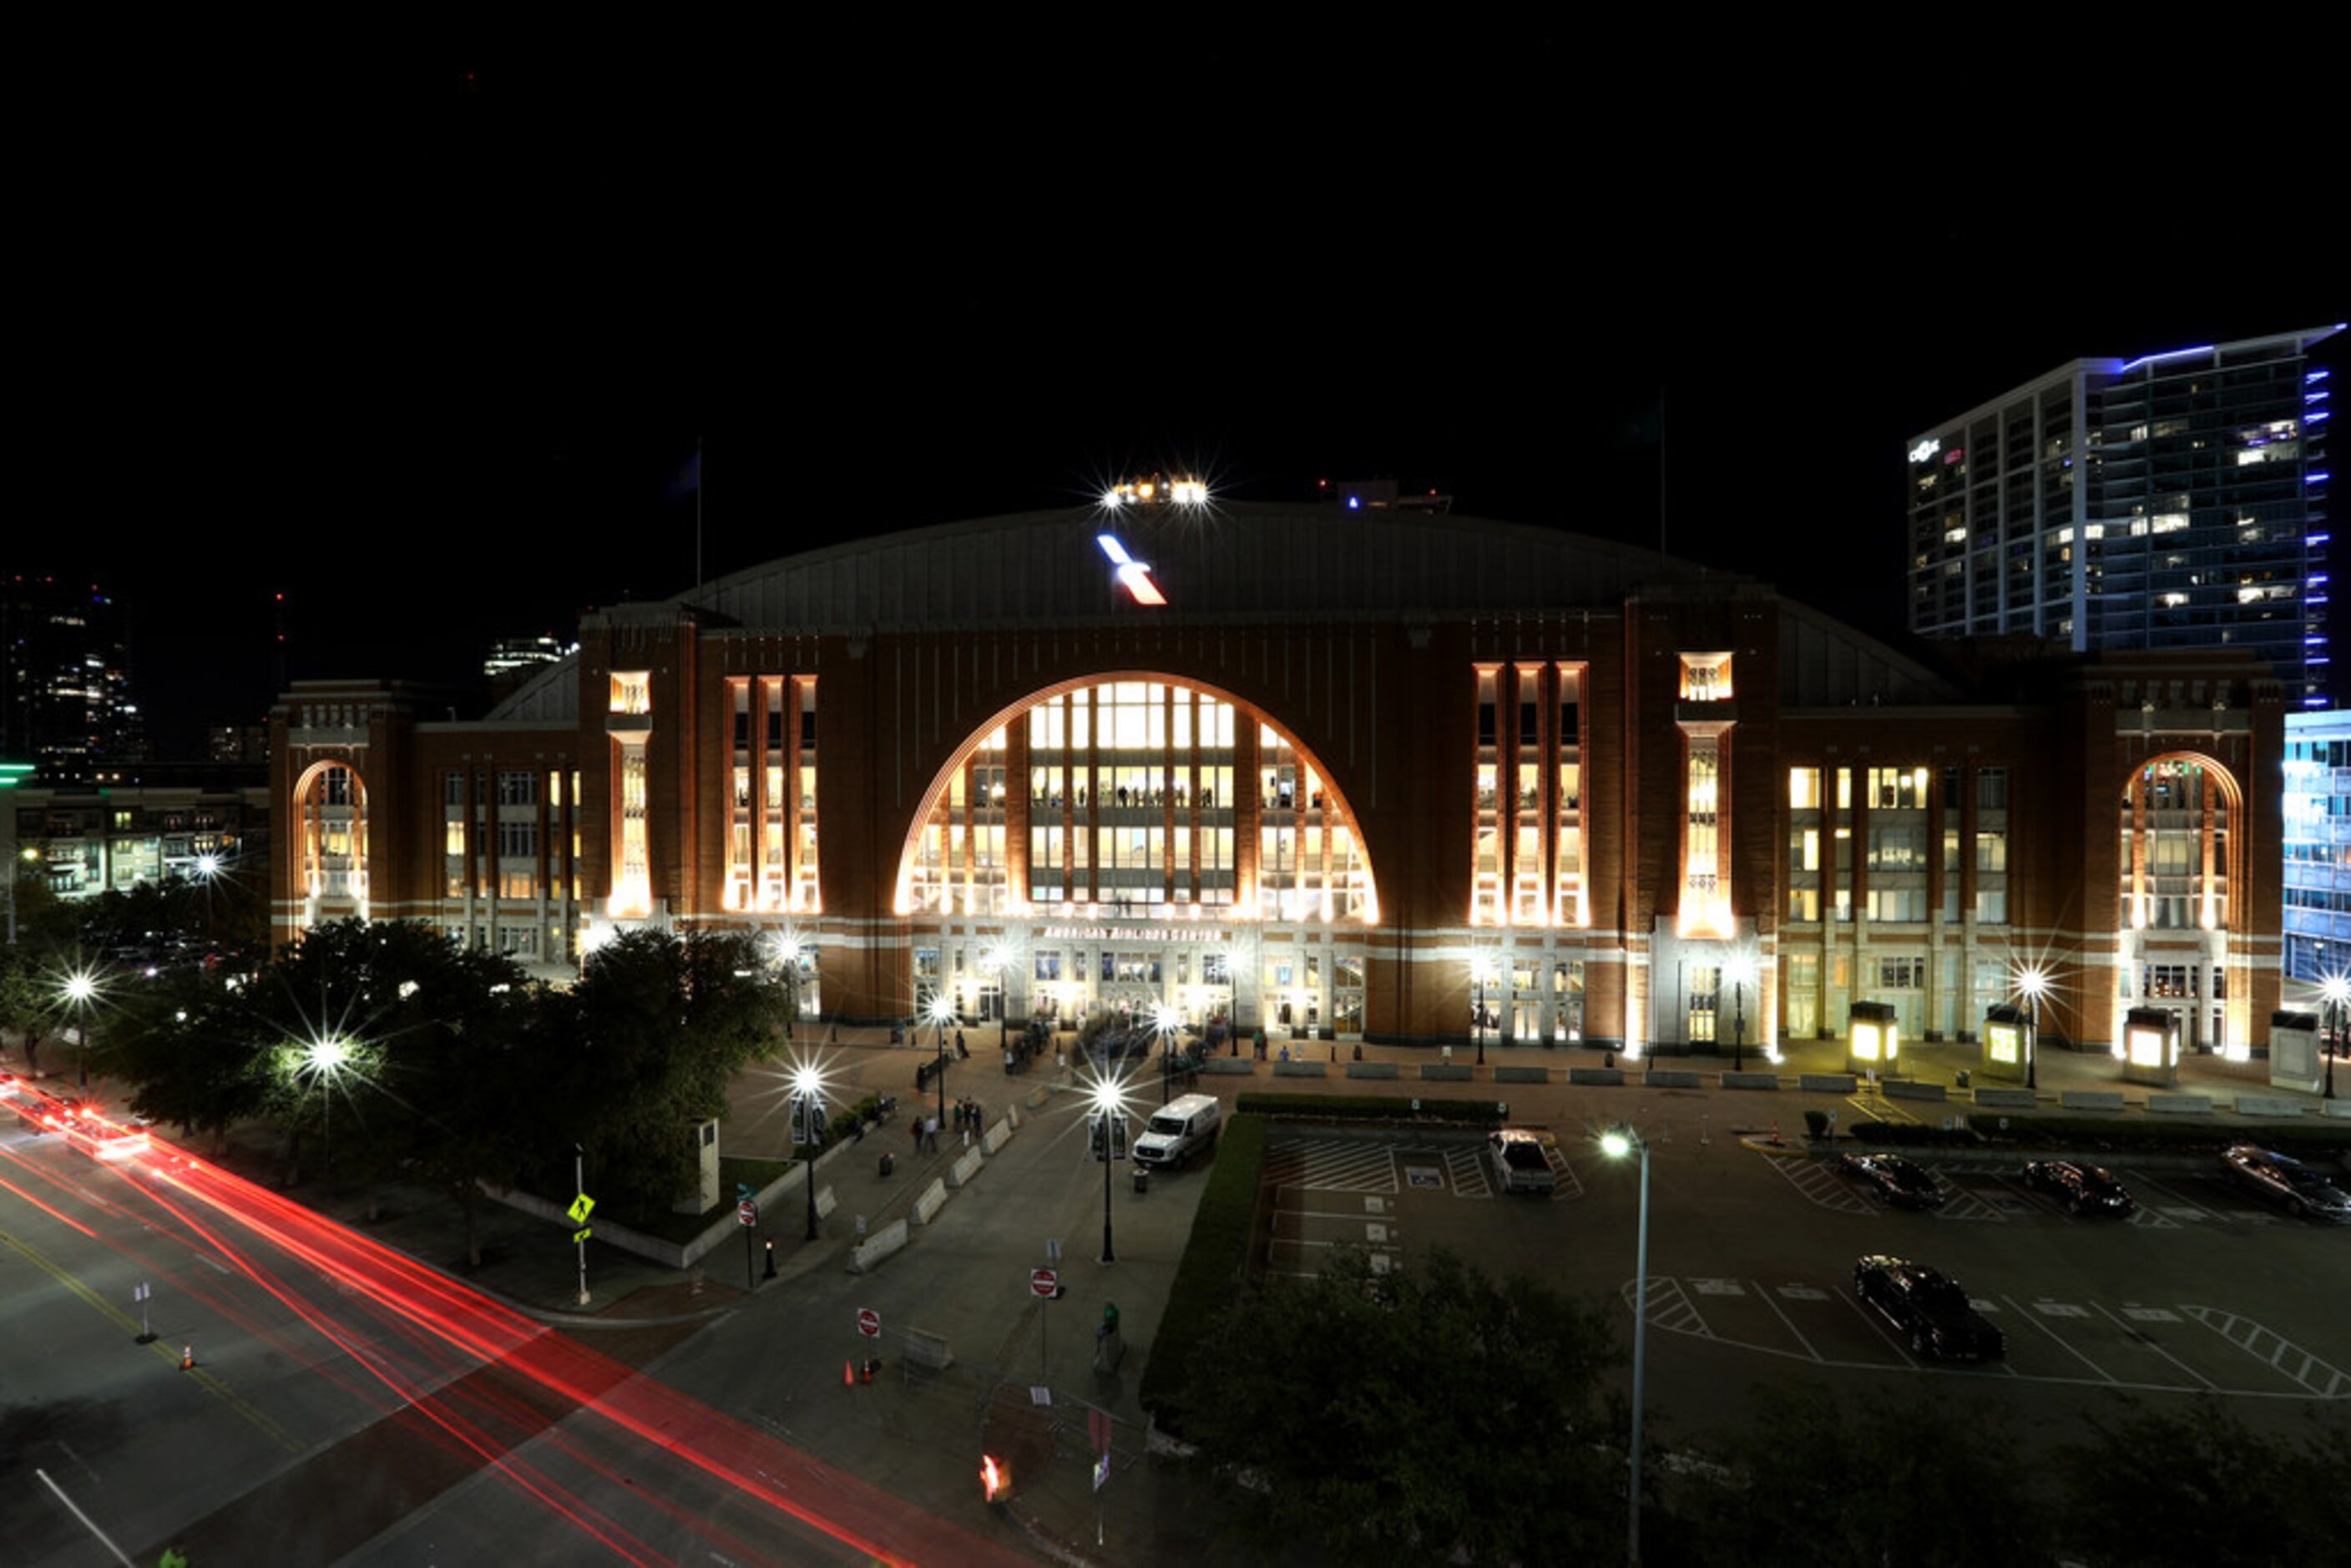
[879,1151,896,1178]
[1132,1168,1150,1196]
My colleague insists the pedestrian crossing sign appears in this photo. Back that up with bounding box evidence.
[568,1193,595,1224]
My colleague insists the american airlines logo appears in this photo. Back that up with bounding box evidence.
[1096,535,1166,606]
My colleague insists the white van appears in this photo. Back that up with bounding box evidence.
[1133,1093,1221,1169]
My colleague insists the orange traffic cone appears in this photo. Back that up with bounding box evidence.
[844,1358,856,1386]
[862,1357,876,1383]
[181,1343,196,1370]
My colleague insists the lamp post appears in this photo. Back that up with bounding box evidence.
[1091,1075,1127,1264]
[61,969,101,1093]
[983,943,1012,1065]
[1473,953,1497,1066]
[1151,1001,1182,1105]
[792,1065,825,1239]
[2321,974,2348,1100]
[925,991,955,1141]
[1600,1126,1651,1566]
[2018,964,2049,1093]
[304,1034,351,1179]
[1725,948,1756,1074]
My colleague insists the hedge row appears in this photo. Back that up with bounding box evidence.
[1964,1113,2351,1156]
[1136,1112,1268,1431]
[1232,1091,1505,1125]
[1841,1120,1984,1148]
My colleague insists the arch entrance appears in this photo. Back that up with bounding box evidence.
[894,675,1378,1040]
[2116,752,2245,1056]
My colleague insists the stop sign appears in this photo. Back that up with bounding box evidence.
[857,1308,881,1338]
[1031,1267,1059,1298]
[737,1199,757,1227]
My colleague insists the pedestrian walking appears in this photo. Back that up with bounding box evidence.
[926,1115,939,1152]
[911,1119,923,1156]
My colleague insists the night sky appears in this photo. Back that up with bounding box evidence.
[18,34,2338,759]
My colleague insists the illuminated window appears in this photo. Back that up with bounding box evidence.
[1678,652,1732,701]
[609,671,650,716]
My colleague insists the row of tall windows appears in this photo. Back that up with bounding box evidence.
[1783,764,2010,925]
[723,675,821,913]
[1471,662,1584,926]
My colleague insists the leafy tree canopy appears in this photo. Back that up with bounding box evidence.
[1176,1247,1623,1564]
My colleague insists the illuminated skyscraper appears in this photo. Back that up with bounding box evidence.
[0,574,145,781]
[1906,324,2342,707]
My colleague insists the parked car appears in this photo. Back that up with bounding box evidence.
[1853,1254,2005,1361]
[1133,1093,1221,1169]
[2222,1145,2351,1223]
[1488,1128,1558,1195]
[2021,1160,2136,1216]
[1838,1151,1948,1209]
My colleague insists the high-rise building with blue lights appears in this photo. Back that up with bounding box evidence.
[1906,324,2342,708]
[2282,708,2351,984]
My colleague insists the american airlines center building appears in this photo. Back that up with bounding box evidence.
[270,495,2286,1058]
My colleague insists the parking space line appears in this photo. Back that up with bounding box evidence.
[2002,1294,2116,1382]
[2124,1171,2231,1223]
[1623,1276,1711,1338]
[1835,1286,1920,1368]
[2090,1302,2216,1390]
[1751,1278,1822,1363]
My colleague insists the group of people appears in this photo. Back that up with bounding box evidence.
[906,1096,988,1156]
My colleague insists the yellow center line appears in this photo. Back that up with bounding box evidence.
[0,1224,305,1454]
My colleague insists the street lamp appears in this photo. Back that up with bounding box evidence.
[791,1063,827,1239]
[2017,964,2049,1093]
[923,990,956,1140]
[980,941,1015,1068]
[1724,948,1756,1073]
[1472,952,1500,1066]
[1151,1000,1182,1105]
[1599,1125,1652,1567]
[60,967,102,1092]
[2321,973,2348,1100]
[1090,1071,1132,1264]
[301,1034,351,1179]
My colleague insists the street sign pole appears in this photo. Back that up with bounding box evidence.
[574,1146,590,1307]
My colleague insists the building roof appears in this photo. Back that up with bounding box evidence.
[645,503,1736,633]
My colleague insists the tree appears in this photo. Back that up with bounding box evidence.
[92,967,273,1155]
[2053,1400,2351,1565]
[1671,1383,2056,1567]
[1176,1247,1624,1563]
[562,928,791,1211]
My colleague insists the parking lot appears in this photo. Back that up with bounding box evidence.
[1249,1119,2348,1423]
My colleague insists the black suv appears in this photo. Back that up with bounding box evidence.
[1853,1255,2005,1362]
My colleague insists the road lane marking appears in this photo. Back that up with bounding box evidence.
[1837,1285,1921,1368]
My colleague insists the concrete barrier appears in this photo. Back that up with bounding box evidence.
[908,1177,949,1226]
[946,1148,986,1188]
[1722,1071,1782,1091]
[1201,1058,1255,1075]
[902,1328,954,1370]
[2232,1095,2308,1119]
[848,1217,909,1272]
[1972,1087,2037,1110]
[1799,1074,1858,1094]
[1643,1070,1702,1089]
[1497,1065,1552,1085]
[1884,1080,1947,1104]
[1024,1084,1054,1108]
[2060,1090,2126,1112]
[2323,1100,2351,1120]
[1345,1061,1401,1080]
[1272,1060,1327,1078]
[1004,1103,1021,1130]
[1566,1067,1623,1086]
[815,1184,837,1221]
[2146,1094,2213,1115]
[982,1119,1013,1155]
[1419,1064,1474,1081]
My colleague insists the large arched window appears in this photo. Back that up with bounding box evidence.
[293,760,368,923]
[897,677,1377,925]
[2121,756,2238,933]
